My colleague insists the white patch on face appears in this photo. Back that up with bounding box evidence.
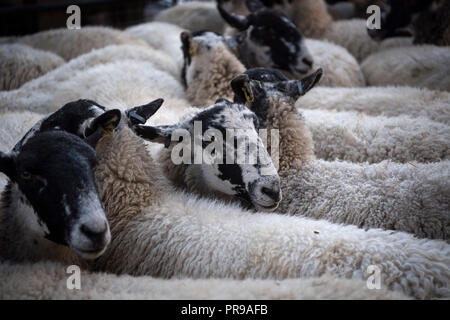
[11,183,50,237]
[294,40,313,74]
[69,190,110,257]
[245,26,273,66]
[201,164,238,196]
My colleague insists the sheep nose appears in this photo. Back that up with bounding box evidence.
[80,222,108,248]
[261,185,281,202]
[302,57,313,68]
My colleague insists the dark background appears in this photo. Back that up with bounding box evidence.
[0,0,184,37]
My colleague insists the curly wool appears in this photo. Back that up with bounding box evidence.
[262,96,450,242]
[90,126,450,299]
[0,261,410,299]
[303,109,450,164]
[0,58,188,116]
[12,26,148,61]
[154,1,227,35]
[303,38,365,87]
[125,22,187,71]
[0,44,65,91]
[295,86,450,125]
[186,42,246,107]
[361,45,450,91]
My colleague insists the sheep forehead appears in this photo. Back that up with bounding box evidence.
[213,105,257,130]
[193,31,224,48]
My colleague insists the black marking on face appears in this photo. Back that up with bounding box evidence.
[248,9,304,68]
[14,99,107,152]
[11,131,99,245]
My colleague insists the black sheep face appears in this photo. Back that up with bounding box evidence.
[217,0,314,76]
[0,131,111,260]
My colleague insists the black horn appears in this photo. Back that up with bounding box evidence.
[217,1,250,31]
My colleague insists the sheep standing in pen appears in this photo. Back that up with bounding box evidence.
[229,67,450,241]
[181,29,362,107]
[216,1,365,86]
[87,110,450,299]
[0,261,410,299]
[219,0,413,61]
[179,32,449,165]
[3,26,148,61]
[0,44,65,91]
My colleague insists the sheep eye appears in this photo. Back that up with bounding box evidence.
[22,171,32,180]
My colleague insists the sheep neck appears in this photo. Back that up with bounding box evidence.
[259,96,315,177]
[0,182,78,264]
[94,127,166,235]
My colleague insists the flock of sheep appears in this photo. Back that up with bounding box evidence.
[0,0,449,300]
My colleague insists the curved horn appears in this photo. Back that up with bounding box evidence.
[217,1,250,31]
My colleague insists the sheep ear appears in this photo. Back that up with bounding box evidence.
[0,151,16,179]
[231,74,254,104]
[126,98,164,126]
[298,68,323,95]
[217,1,250,31]
[132,124,177,148]
[181,31,198,57]
[246,0,265,12]
[84,109,121,148]
[86,109,122,137]
[278,68,323,99]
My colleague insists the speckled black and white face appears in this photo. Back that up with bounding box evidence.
[0,131,111,259]
[132,100,282,211]
[231,67,323,125]
[217,1,313,76]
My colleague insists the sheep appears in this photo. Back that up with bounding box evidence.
[0,58,189,126]
[181,36,449,165]
[153,1,227,35]
[216,1,365,86]
[230,67,450,242]
[0,97,168,265]
[223,0,413,61]
[0,130,111,264]
[181,30,362,107]
[368,0,450,46]
[132,99,283,212]
[295,86,450,125]
[302,109,450,164]
[88,116,450,299]
[125,22,187,71]
[5,27,149,61]
[0,260,410,299]
[361,46,450,92]
[0,44,65,91]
